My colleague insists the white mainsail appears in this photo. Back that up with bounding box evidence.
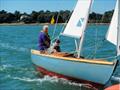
[62,0,92,38]
[117,0,120,56]
[106,0,118,45]
[106,0,120,56]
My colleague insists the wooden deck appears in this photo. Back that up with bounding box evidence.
[31,49,115,65]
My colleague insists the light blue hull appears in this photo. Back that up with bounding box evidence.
[31,51,117,85]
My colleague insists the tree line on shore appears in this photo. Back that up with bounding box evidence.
[0,10,114,24]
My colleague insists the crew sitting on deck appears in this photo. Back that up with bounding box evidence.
[50,39,61,53]
[38,25,51,53]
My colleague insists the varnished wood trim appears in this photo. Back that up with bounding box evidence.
[31,49,115,65]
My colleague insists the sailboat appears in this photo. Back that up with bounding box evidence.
[31,0,120,85]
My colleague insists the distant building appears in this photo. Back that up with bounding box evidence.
[20,15,29,21]
[20,15,32,23]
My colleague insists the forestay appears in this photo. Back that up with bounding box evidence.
[62,0,92,38]
[106,0,120,56]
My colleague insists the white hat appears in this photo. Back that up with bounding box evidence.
[43,25,48,30]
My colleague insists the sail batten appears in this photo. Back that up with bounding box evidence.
[62,0,92,38]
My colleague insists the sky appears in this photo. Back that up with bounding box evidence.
[0,0,116,14]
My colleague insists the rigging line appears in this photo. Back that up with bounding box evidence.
[51,11,72,43]
[59,0,76,36]
[86,0,106,59]
[60,9,74,35]
[60,20,69,34]
[91,12,115,58]
[92,4,106,58]
[86,35,107,59]
[84,0,97,57]
[95,1,105,47]
[97,56,118,60]
[51,12,60,40]
[100,13,105,24]
[93,28,98,59]
[86,37,104,58]
[51,0,77,41]
[90,0,95,13]
[51,1,77,50]
[86,40,105,59]
[77,0,93,58]
[85,39,104,59]
[93,4,99,58]
[51,20,68,43]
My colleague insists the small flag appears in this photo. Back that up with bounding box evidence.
[50,16,55,24]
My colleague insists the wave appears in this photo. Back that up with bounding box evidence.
[1,64,97,90]
[0,64,13,71]
[11,75,59,83]
[0,41,29,52]
[0,64,36,74]
[0,65,82,85]
[111,76,120,82]
[9,75,78,84]
[7,75,97,89]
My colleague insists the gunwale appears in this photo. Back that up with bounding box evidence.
[31,49,115,65]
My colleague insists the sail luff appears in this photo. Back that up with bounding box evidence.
[117,0,120,56]
[78,0,93,58]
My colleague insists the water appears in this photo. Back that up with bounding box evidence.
[0,24,120,90]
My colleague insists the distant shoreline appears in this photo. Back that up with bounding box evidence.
[0,23,49,26]
[0,23,110,26]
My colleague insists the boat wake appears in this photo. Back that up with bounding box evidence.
[0,64,97,90]
[0,41,29,53]
[10,75,60,83]
[6,75,97,90]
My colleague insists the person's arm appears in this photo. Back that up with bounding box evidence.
[43,33,51,48]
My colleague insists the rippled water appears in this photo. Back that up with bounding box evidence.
[0,24,120,90]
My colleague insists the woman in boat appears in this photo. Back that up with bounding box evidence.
[38,25,51,53]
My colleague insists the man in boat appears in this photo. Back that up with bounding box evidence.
[38,25,51,53]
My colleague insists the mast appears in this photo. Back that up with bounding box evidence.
[117,0,120,56]
[77,0,93,58]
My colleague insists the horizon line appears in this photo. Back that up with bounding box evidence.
[0,9,114,14]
